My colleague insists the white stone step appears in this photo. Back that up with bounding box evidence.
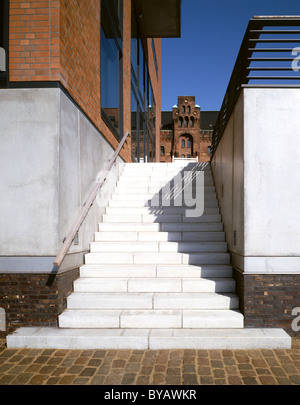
[66,291,238,311]
[108,199,219,208]
[127,278,180,293]
[117,175,213,182]
[58,308,243,330]
[185,253,230,265]
[98,222,224,233]
[153,292,239,310]
[102,214,222,224]
[89,241,227,253]
[120,310,182,328]
[94,231,226,242]
[182,310,244,328]
[7,327,291,350]
[59,310,121,328]
[118,179,215,187]
[182,278,235,293]
[79,264,233,278]
[105,207,220,215]
[74,277,235,294]
[148,328,292,350]
[111,191,218,200]
[67,292,153,310]
[85,252,230,265]
[94,231,179,242]
[160,223,223,232]
[80,264,157,278]
[113,190,217,199]
[114,185,216,194]
[99,222,161,232]
[182,232,225,241]
[123,164,205,171]
[73,278,129,292]
[159,241,227,253]
[90,241,160,253]
[156,265,233,278]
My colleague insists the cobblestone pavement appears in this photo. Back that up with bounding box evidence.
[0,338,299,386]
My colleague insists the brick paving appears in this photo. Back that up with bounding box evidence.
[0,338,299,386]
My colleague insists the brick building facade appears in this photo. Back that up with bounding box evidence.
[160,96,219,163]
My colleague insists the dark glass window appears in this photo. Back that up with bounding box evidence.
[0,0,8,87]
[151,39,158,77]
[131,89,138,161]
[131,38,138,80]
[138,39,144,100]
[101,0,123,139]
[131,2,157,163]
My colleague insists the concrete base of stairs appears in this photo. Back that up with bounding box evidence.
[6,327,291,350]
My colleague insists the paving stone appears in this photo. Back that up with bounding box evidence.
[59,375,75,385]
[88,358,102,367]
[242,376,258,385]
[11,372,33,385]
[0,375,16,384]
[90,375,105,385]
[80,367,96,377]
[290,375,300,384]
[136,375,150,384]
[153,373,166,384]
[183,373,198,384]
[121,373,137,384]
[200,376,213,384]
[258,375,277,385]
[228,375,243,385]
[112,359,126,368]
[0,338,300,386]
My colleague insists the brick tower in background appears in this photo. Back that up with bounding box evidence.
[160,96,218,163]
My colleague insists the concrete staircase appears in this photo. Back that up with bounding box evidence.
[7,162,291,350]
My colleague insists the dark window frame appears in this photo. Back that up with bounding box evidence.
[100,0,124,141]
[130,2,156,163]
[0,0,9,88]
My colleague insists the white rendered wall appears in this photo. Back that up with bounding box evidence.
[0,88,124,272]
[212,88,300,275]
[244,88,300,273]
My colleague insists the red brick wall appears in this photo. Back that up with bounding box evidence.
[9,0,60,82]
[0,270,79,337]
[234,270,300,337]
[59,0,101,138]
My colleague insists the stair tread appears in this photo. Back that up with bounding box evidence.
[7,327,291,350]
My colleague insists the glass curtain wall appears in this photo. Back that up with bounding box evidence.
[100,0,123,139]
[131,2,156,162]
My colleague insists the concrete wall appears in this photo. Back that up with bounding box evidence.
[0,88,124,273]
[211,92,244,267]
[212,87,300,275]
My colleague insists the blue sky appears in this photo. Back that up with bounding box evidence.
[161,0,300,111]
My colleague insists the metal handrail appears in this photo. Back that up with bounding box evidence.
[53,130,130,268]
[211,16,300,158]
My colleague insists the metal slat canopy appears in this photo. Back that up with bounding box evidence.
[211,16,300,158]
